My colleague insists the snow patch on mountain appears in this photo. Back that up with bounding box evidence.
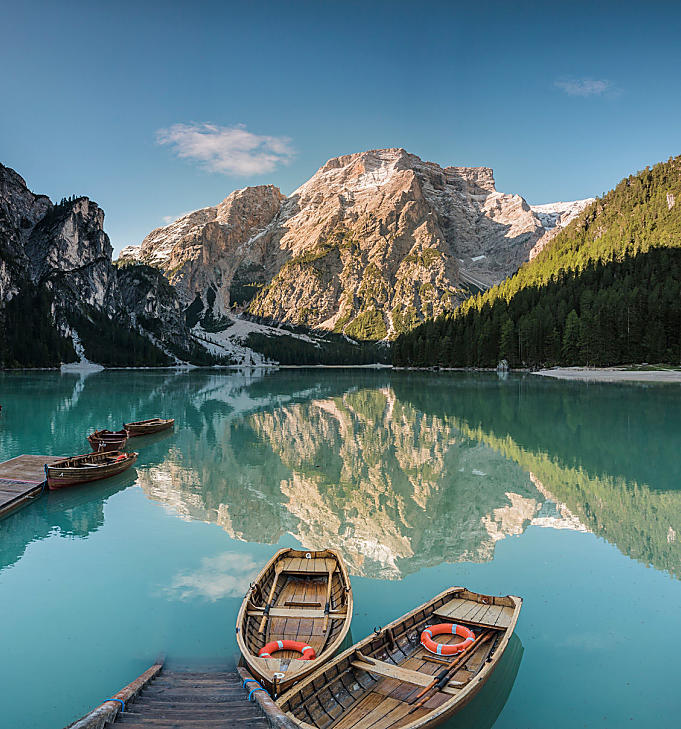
[530,199,595,230]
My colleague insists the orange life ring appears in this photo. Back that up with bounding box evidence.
[259,640,316,660]
[115,454,126,462]
[421,623,475,655]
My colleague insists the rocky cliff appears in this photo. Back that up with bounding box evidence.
[0,163,221,367]
[0,164,51,304]
[121,148,592,339]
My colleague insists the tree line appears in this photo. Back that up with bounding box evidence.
[394,154,681,368]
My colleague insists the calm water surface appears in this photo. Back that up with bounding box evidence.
[0,369,680,728]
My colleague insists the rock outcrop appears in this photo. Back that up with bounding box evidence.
[0,164,51,303]
[25,197,122,315]
[0,163,220,367]
[121,148,592,338]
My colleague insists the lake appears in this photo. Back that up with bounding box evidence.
[1,369,680,728]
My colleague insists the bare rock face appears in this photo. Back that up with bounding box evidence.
[0,163,207,366]
[26,197,122,314]
[121,185,285,319]
[124,148,591,338]
[0,164,51,302]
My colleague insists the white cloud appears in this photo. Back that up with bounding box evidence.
[156,122,295,175]
[554,78,615,97]
[165,551,260,602]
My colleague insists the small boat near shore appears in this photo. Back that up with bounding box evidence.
[46,451,138,490]
[123,418,174,437]
[87,429,128,452]
[236,548,353,694]
[277,587,522,729]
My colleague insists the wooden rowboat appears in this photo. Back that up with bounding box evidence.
[236,548,353,695]
[123,418,174,437]
[277,587,522,729]
[87,429,128,453]
[46,451,138,490]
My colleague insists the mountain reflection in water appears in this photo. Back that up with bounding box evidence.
[138,383,589,579]
[3,369,679,581]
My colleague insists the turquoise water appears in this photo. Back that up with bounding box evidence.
[1,369,680,728]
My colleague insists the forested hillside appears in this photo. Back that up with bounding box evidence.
[393,156,681,368]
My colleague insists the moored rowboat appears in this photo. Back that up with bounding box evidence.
[277,587,522,729]
[237,548,353,695]
[87,429,128,453]
[46,451,138,490]
[123,418,174,436]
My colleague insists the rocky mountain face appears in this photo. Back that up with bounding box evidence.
[0,164,51,303]
[121,148,591,339]
[0,163,215,367]
[26,197,123,316]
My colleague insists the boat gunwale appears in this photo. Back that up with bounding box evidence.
[277,586,522,729]
[123,418,174,428]
[236,547,353,692]
[46,451,138,488]
[87,429,129,451]
[48,451,138,470]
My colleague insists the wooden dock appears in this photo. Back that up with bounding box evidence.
[66,662,298,729]
[0,454,62,518]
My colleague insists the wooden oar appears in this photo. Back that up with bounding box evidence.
[259,562,285,633]
[322,560,336,632]
[408,629,493,712]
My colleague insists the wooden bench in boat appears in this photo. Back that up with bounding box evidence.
[277,556,336,574]
[350,655,464,694]
[434,596,515,629]
[247,606,349,619]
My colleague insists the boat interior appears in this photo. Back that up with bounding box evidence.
[279,590,517,729]
[52,452,130,469]
[242,552,351,683]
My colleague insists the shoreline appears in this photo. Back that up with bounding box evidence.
[533,367,681,383]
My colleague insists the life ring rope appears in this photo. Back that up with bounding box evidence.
[259,639,316,660]
[421,623,475,655]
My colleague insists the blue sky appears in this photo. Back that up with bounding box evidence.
[2,0,680,254]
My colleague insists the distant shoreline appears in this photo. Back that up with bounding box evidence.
[533,367,681,383]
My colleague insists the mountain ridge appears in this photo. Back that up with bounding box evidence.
[120,148,591,341]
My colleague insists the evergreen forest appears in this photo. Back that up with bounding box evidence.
[394,155,681,368]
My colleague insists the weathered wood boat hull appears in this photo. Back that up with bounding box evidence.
[87,429,128,453]
[46,451,138,490]
[123,418,175,436]
[277,587,522,729]
[237,548,353,695]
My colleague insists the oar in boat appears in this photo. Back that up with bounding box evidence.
[408,629,494,712]
[322,560,336,633]
[259,561,285,633]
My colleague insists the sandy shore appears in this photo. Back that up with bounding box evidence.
[533,367,681,383]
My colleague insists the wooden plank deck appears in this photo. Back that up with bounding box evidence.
[65,663,296,729]
[0,454,62,518]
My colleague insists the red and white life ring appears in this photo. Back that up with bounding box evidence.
[259,640,316,660]
[421,623,475,655]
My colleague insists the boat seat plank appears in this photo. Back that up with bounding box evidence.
[435,598,506,628]
[350,659,433,688]
[434,597,467,617]
[495,606,514,628]
[466,602,493,624]
[279,557,335,574]
[248,607,347,619]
